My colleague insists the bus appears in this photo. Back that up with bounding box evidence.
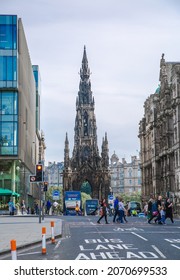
[63,191,82,215]
[84,199,99,216]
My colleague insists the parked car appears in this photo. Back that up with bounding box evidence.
[128,201,141,216]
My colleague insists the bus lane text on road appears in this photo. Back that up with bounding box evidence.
[75,238,165,260]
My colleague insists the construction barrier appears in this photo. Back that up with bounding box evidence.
[10,239,17,260]
[42,227,46,254]
[51,221,55,243]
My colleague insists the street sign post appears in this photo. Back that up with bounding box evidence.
[108,194,114,204]
[52,190,60,200]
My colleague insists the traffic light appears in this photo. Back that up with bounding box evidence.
[44,182,48,191]
[35,164,43,182]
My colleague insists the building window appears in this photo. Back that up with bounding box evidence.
[0,56,17,81]
[128,168,132,177]
[0,91,18,155]
[0,15,17,50]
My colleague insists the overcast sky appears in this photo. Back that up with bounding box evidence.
[2,0,180,164]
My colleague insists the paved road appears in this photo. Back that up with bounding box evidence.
[1,215,180,260]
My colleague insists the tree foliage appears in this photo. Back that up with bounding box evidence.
[81,192,91,209]
[46,185,63,211]
[45,186,91,212]
[80,181,91,195]
[114,192,142,204]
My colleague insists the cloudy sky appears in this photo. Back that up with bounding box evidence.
[2,0,180,164]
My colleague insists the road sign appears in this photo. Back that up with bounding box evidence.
[52,190,60,200]
[29,175,37,182]
[108,194,114,204]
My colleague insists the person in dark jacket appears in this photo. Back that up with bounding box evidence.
[165,198,174,223]
[97,199,109,224]
[113,196,119,223]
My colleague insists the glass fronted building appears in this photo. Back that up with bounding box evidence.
[0,15,18,156]
[0,15,44,212]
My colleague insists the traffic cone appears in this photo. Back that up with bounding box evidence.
[11,239,17,260]
[51,221,55,243]
[42,227,46,254]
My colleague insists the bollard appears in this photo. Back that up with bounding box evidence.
[51,221,55,243]
[11,239,17,260]
[42,227,46,254]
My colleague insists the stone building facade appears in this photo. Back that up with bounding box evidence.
[63,47,111,200]
[139,54,180,215]
[45,162,64,187]
[110,153,141,194]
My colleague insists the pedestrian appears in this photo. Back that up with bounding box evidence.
[97,199,109,224]
[21,200,25,215]
[148,197,160,223]
[143,201,148,216]
[35,203,39,215]
[113,196,119,223]
[154,195,163,223]
[46,200,51,215]
[165,198,174,223]
[116,198,125,223]
[8,200,15,215]
[122,200,128,223]
[75,201,80,216]
[158,205,166,224]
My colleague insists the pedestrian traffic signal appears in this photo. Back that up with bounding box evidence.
[44,182,48,191]
[36,164,43,182]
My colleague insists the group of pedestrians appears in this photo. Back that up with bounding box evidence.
[147,196,174,225]
[97,196,128,224]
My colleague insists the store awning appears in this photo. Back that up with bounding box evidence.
[12,191,20,197]
[0,188,20,197]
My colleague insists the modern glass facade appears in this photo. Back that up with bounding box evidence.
[0,91,18,155]
[32,65,41,132]
[0,15,18,156]
[0,15,17,88]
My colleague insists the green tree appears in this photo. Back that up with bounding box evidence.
[114,192,142,204]
[80,181,92,195]
[81,192,92,210]
[46,185,63,212]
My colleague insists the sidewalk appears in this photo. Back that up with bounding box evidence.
[0,215,63,255]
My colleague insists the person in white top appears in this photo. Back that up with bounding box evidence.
[117,198,125,223]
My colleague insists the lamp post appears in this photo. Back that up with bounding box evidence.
[0,171,4,189]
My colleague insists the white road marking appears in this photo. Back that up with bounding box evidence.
[171,244,180,250]
[54,240,61,250]
[151,245,166,258]
[131,232,148,241]
[18,251,41,256]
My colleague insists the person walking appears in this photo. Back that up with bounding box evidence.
[21,200,25,215]
[147,198,158,224]
[158,205,166,224]
[116,198,125,223]
[113,196,119,223]
[154,195,163,223]
[46,200,51,215]
[97,199,109,224]
[165,198,174,223]
[123,200,128,223]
